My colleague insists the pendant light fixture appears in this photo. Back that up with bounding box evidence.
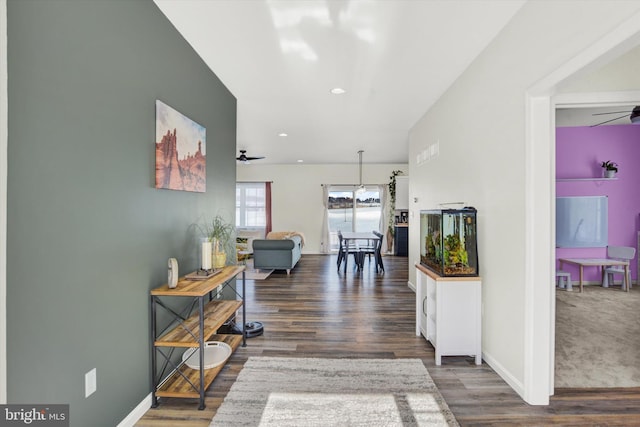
[356,150,366,196]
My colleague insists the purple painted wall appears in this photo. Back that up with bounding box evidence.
[556,125,640,283]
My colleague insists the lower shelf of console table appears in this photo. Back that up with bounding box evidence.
[155,334,243,399]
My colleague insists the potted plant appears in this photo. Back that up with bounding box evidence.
[387,170,404,253]
[201,214,235,268]
[601,160,618,178]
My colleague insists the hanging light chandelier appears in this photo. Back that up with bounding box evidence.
[356,150,366,196]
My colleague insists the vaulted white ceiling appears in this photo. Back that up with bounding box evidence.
[154,0,526,164]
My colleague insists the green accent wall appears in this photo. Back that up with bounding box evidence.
[6,1,236,425]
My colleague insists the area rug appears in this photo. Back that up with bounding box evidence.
[555,286,640,388]
[243,259,273,280]
[210,357,459,426]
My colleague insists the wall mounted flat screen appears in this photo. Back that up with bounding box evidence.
[556,196,608,248]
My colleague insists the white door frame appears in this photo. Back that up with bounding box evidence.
[524,12,640,404]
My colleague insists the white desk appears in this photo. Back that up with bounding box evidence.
[558,258,630,293]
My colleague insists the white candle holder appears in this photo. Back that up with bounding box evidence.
[200,239,213,275]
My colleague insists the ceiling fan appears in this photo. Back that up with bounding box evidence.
[591,106,640,127]
[236,150,265,163]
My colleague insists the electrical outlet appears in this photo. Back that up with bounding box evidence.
[85,368,96,398]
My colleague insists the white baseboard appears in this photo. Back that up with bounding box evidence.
[481,350,525,400]
[407,280,416,292]
[117,393,152,427]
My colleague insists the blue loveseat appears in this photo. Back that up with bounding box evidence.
[252,233,303,275]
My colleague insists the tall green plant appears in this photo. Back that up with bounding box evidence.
[388,170,403,236]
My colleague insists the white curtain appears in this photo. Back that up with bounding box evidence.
[320,184,331,253]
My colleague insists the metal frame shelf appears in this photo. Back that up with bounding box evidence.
[150,266,246,410]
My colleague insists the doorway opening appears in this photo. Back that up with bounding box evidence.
[525,18,640,404]
[553,97,640,390]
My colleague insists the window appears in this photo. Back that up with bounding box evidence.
[236,182,266,228]
[327,186,382,251]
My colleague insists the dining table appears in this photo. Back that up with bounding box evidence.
[340,231,381,273]
[557,257,630,293]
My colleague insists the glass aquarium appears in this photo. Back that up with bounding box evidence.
[420,208,479,277]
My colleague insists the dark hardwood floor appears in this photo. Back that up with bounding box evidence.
[137,255,640,426]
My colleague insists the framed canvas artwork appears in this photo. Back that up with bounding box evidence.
[155,100,206,192]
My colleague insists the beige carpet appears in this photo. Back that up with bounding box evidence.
[555,285,640,388]
[211,357,459,426]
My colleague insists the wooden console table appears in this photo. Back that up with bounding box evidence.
[150,266,246,410]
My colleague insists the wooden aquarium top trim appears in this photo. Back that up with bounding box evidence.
[151,265,245,297]
[415,263,481,281]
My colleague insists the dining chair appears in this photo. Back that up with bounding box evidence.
[358,231,378,266]
[602,245,636,290]
[337,231,346,270]
[373,231,385,273]
[337,231,360,272]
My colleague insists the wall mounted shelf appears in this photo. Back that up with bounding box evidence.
[556,178,617,182]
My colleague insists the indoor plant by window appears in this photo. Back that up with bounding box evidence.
[601,160,618,178]
[387,170,404,253]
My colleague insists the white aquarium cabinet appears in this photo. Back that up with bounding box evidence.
[416,264,482,365]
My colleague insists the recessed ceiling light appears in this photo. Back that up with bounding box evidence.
[278,132,288,137]
[297,159,304,163]
[330,87,346,95]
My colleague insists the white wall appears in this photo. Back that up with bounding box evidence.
[408,0,640,404]
[557,44,640,93]
[237,163,407,253]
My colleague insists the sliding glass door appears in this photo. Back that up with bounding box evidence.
[328,190,354,235]
[355,189,382,232]
[327,187,381,251]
